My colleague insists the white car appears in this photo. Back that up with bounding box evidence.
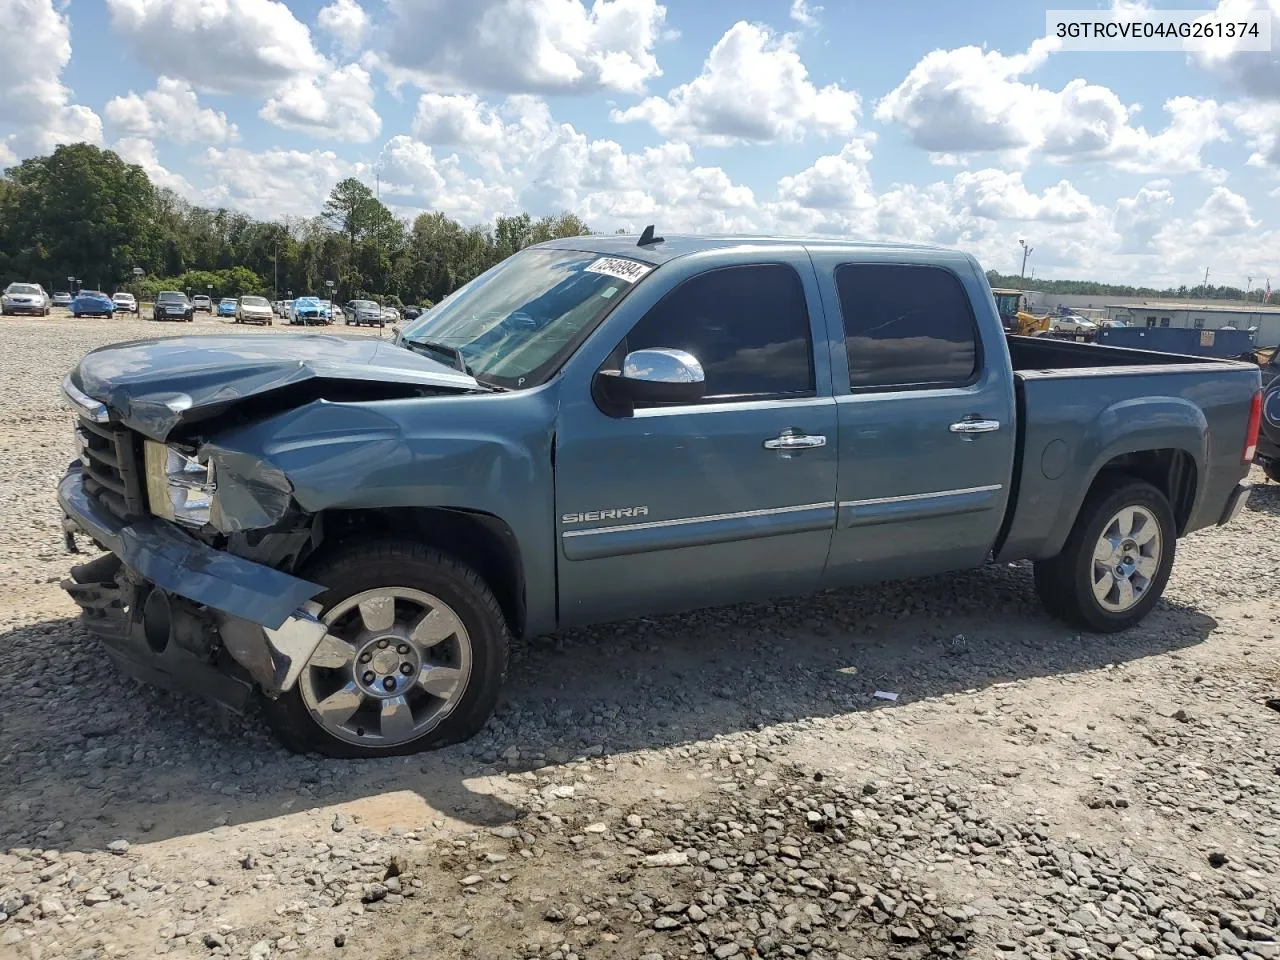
[2,282,50,316]
[381,306,401,325]
[1052,314,1098,334]
[235,295,274,325]
[111,292,138,314]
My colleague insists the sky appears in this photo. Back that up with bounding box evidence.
[0,0,1277,287]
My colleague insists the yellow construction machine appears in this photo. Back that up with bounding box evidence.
[991,287,1053,336]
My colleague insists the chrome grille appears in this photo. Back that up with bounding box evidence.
[77,417,146,520]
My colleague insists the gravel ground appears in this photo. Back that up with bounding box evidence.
[1,313,1279,960]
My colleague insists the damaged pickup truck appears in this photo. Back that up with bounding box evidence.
[59,233,1261,757]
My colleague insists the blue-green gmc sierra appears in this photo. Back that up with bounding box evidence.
[58,233,1262,757]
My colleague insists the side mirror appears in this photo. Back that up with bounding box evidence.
[594,348,706,411]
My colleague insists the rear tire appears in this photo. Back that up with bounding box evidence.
[1033,477,1175,633]
[1263,461,1280,483]
[262,541,510,758]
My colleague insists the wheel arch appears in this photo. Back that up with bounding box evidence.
[304,505,527,639]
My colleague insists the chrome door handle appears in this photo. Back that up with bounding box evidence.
[949,419,1001,435]
[764,428,827,451]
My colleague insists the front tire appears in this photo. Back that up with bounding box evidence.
[262,541,510,758]
[1033,477,1175,633]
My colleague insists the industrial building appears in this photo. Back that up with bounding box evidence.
[1019,291,1280,346]
[1104,302,1280,345]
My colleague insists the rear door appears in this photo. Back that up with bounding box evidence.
[813,257,1016,585]
[553,255,839,626]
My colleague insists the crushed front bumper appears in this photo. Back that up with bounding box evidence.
[58,466,329,711]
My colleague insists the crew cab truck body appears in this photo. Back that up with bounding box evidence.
[58,235,1260,757]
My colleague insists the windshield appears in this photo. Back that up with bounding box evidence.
[8,284,41,294]
[82,291,106,298]
[399,247,652,388]
[352,300,377,309]
[241,296,269,307]
[158,292,186,302]
[113,293,133,300]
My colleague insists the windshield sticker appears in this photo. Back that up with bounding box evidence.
[584,257,652,284]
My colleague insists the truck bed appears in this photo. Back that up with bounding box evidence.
[997,335,1259,564]
[1006,334,1231,372]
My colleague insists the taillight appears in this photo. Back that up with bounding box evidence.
[1243,389,1262,463]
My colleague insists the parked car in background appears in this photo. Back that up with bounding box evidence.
[70,290,115,318]
[216,298,237,318]
[318,300,335,323]
[344,299,382,326]
[192,295,213,313]
[289,296,326,325]
[235,295,274,325]
[403,305,424,320]
[52,291,73,308]
[279,300,294,319]
[1052,314,1099,335]
[54,233,1260,757]
[152,290,193,322]
[2,282,50,316]
[112,292,139,315]
[381,306,401,325]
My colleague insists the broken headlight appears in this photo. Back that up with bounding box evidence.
[144,440,216,527]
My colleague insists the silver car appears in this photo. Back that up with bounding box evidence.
[2,282,50,316]
[235,295,275,326]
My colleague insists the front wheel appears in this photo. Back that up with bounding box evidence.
[262,541,510,758]
[1033,477,1175,633]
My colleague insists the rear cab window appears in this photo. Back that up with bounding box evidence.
[833,263,980,391]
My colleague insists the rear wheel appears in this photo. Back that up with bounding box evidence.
[262,541,509,758]
[1263,461,1280,484]
[1033,477,1175,632]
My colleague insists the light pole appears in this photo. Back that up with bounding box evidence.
[132,267,144,315]
[1019,239,1033,282]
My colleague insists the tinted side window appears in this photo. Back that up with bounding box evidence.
[625,264,814,401]
[834,264,979,390]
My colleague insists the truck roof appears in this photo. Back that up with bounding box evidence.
[535,233,968,266]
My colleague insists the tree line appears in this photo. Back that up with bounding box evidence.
[0,143,592,306]
[984,270,1271,303]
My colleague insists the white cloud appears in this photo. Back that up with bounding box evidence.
[1230,102,1280,167]
[1113,181,1174,253]
[111,136,195,194]
[378,137,520,225]
[789,0,821,27]
[259,65,381,142]
[105,0,326,95]
[876,38,1226,174]
[105,77,237,143]
[0,0,102,158]
[612,21,859,145]
[317,0,368,55]
[198,147,366,217]
[1193,0,1280,102]
[950,169,1101,223]
[376,0,666,95]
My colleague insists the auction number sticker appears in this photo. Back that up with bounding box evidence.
[585,257,653,284]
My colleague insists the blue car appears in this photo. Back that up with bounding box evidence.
[217,298,237,318]
[70,291,115,318]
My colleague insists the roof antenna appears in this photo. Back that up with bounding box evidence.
[637,224,663,247]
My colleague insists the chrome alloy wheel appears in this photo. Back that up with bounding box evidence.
[1091,505,1162,613]
[298,587,472,747]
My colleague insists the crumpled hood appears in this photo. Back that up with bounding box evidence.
[72,333,480,440]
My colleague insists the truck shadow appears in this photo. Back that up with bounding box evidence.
[0,560,1217,856]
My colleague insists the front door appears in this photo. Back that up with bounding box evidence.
[813,258,1017,585]
[554,258,839,627]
